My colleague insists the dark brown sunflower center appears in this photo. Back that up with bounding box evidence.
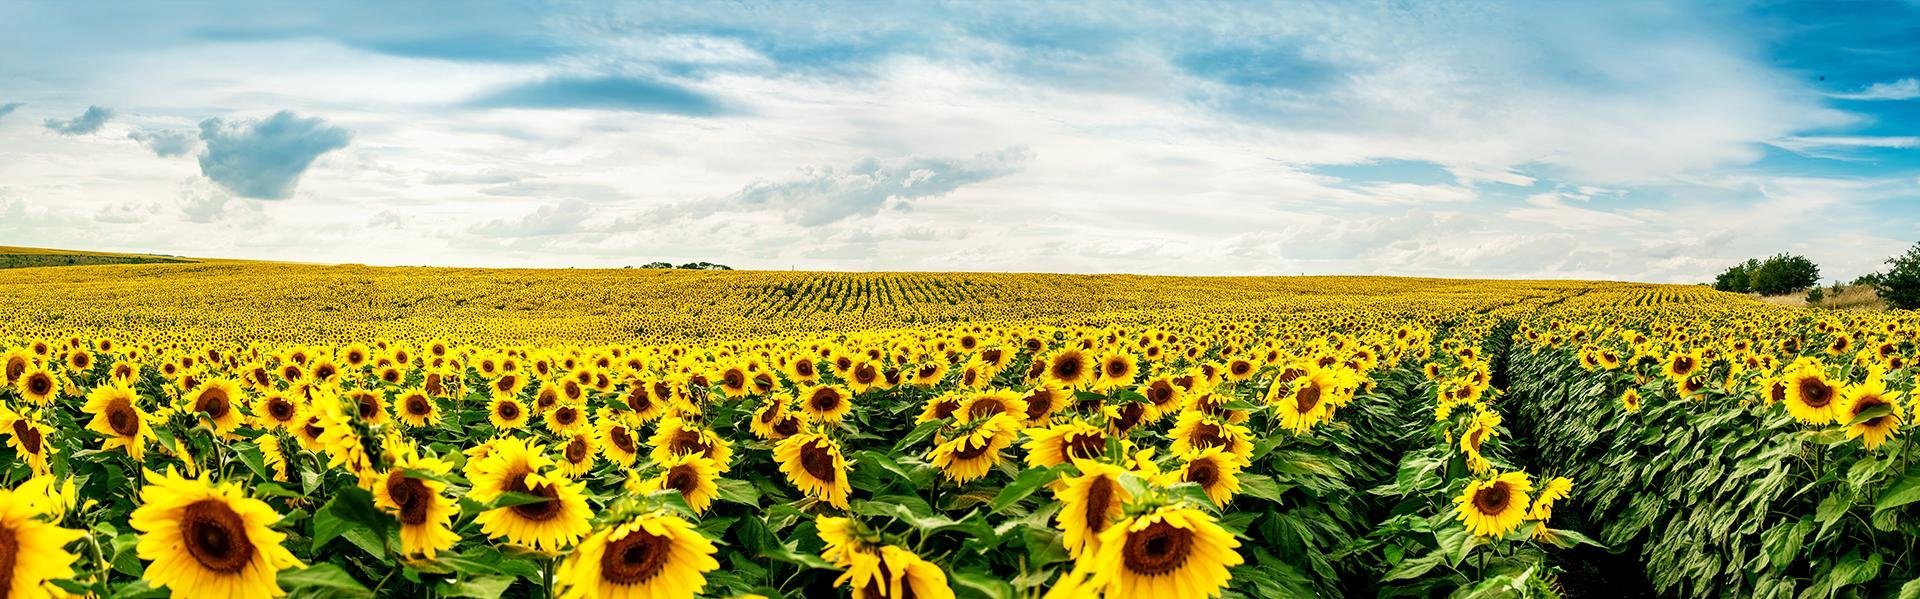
[951,437,996,460]
[386,471,432,525]
[797,361,816,376]
[3,359,23,383]
[772,416,801,437]
[1052,356,1083,379]
[626,389,653,413]
[12,421,41,454]
[724,370,744,388]
[1852,396,1892,426]
[1798,378,1833,408]
[1122,521,1195,576]
[670,430,708,455]
[0,523,17,592]
[1186,459,1219,488]
[854,365,877,384]
[1294,384,1323,412]
[405,395,432,416]
[566,437,589,463]
[1063,431,1106,461]
[506,472,564,521]
[1104,359,1129,378]
[610,426,636,453]
[799,439,838,483]
[1190,422,1226,449]
[1024,391,1055,421]
[106,400,140,437]
[810,390,844,412]
[267,397,297,421]
[966,398,1007,420]
[1230,361,1251,376]
[1113,402,1145,432]
[555,407,580,426]
[495,401,521,420]
[355,394,379,420]
[181,499,257,574]
[26,373,52,396]
[1147,381,1175,406]
[666,465,699,496]
[196,389,232,419]
[1084,476,1117,534]
[930,399,959,420]
[600,529,672,585]
[1473,482,1512,515]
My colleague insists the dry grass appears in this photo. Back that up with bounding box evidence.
[1751,285,1887,310]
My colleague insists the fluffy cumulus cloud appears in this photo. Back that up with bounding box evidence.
[128,129,199,157]
[0,1,1915,279]
[43,105,113,135]
[196,111,351,200]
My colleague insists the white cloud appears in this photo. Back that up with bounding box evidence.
[1828,78,1920,101]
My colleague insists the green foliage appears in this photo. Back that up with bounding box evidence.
[1877,241,1920,309]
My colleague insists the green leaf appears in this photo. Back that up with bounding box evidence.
[1237,473,1290,503]
[892,420,944,453]
[278,563,373,599]
[1874,464,1920,512]
[715,478,760,508]
[441,575,516,598]
[991,465,1064,513]
[313,486,390,553]
[1381,548,1447,582]
[951,570,1017,599]
[1848,403,1894,425]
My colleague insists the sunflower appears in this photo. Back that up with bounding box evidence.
[1527,476,1574,521]
[1044,349,1094,390]
[1023,420,1109,468]
[648,417,734,472]
[546,401,590,436]
[1839,377,1906,450]
[1269,367,1338,433]
[1179,446,1244,507]
[1093,352,1138,391]
[490,396,530,430]
[0,485,85,599]
[957,389,1028,424]
[3,415,51,476]
[927,413,1021,484]
[557,511,720,599]
[1663,348,1704,382]
[1167,411,1252,460]
[639,453,722,514]
[1,349,30,387]
[84,381,154,461]
[1137,377,1182,421]
[14,365,57,406]
[374,451,461,559]
[799,384,854,424]
[1075,504,1243,599]
[185,377,245,435]
[255,390,303,430]
[836,545,956,599]
[1621,387,1642,412]
[259,434,290,482]
[394,388,439,427]
[1781,360,1842,424]
[751,397,804,441]
[619,380,669,424]
[774,431,851,509]
[1021,385,1066,426]
[597,413,643,466]
[916,392,964,424]
[1054,460,1133,559]
[130,468,304,598]
[467,438,593,553]
[556,433,599,478]
[1456,471,1533,538]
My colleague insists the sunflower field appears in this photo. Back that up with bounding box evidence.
[0,258,1914,598]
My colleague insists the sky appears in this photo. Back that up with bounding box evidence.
[1,1,1917,283]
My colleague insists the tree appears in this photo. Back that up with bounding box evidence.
[1805,286,1824,305]
[1748,253,1821,295]
[1713,259,1759,293]
[1877,242,1920,310]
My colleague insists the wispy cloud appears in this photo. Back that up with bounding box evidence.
[43,105,113,135]
[1828,78,1920,101]
[0,102,22,120]
[466,75,725,115]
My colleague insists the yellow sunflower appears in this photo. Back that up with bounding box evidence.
[3,414,51,476]
[1054,460,1133,559]
[395,388,440,427]
[836,545,956,599]
[255,390,303,430]
[1527,476,1574,521]
[556,432,599,478]
[490,396,530,430]
[557,511,720,599]
[927,413,1021,484]
[1456,471,1533,538]
[374,451,461,559]
[545,402,590,436]
[648,417,734,472]
[1179,446,1244,507]
[1839,377,1906,450]
[84,381,154,461]
[185,377,245,435]
[1075,504,1243,599]
[639,453,722,514]
[467,438,593,553]
[1043,349,1095,390]
[1781,360,1842,424]
[130,468,304,598]
[1167,410,1252,460]
[1023,420,1109,468]
[774,431,851,509]
[596,413,643,467]
[799,384,854,424]
[14,365,57,406]
[0,485,85,599]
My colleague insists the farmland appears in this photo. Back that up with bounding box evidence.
[0,257,1915,598]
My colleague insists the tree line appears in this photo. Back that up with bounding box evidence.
[1711,242,1920,310]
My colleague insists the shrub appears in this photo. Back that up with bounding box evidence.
[1747,253,1820,295]
[1805,286,1824,305]
[1878,242,1920,310]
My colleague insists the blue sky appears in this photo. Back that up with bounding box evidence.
[0,1,1916,282]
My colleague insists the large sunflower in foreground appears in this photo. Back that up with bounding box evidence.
[558,511,720,599]
[1839,377,1906,450]
[84,381,154,460]
[0,485,85,599]
[1781,360,1842,424]
[184,377,246,435]
[468,438,594,553]
[1075,504,1244,599]
[130,468,304,598]
[1455,471,1533,538]
[1054,460,1133,559]
[774,431,851,509]
[837,544,956,599]
[374,451,461,559]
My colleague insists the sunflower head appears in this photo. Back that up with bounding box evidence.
[130,468,305,598]
[559,512,720,599]
[1455,471,1534,538]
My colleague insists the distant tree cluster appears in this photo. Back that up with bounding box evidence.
[635,261,734,270]
[1871,242,1920,310]
[1712,254,1821,295]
